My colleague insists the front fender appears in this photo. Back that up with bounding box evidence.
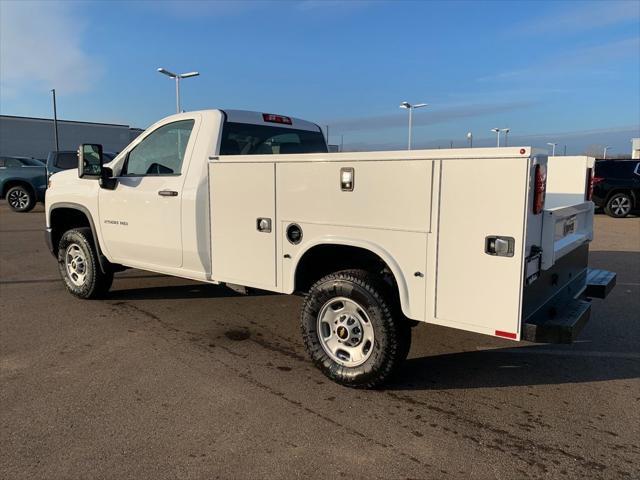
[48,202,111,274]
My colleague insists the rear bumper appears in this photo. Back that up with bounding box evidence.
[522,267,616,344]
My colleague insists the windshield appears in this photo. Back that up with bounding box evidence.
[22,158,45,166]
[220,122,327,155]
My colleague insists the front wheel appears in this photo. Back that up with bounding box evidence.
[6,185,35,212]
[604,193,632,218]
[57,228,113,299]
[300,269,411,388]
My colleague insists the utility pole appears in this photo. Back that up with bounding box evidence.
[563,145,567,156]
[51,89,59,152]
[340,135,344,152]
[326,125,329,146]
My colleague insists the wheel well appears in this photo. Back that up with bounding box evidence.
[50,208,92,255]
[2,180,35,199]
[294,244,399,296]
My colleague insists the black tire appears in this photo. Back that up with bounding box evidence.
[604,192,633,218]
[6,185,35,212]
[57,228,113,299]
[300,269,411,388]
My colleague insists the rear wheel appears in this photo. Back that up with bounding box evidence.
[301,269,411,388]
[57,228,113,299]
[6,185,35,212]
[604,193,632,218]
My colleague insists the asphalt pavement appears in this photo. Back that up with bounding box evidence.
[1,203,638,479]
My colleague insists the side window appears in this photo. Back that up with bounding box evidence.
[0,158,6,167]
[56,153,78,170]
[5,158,22,167]
[123,120,194,176]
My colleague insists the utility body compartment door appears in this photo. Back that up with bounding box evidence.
[431,157,530,339]
[209,162,277,289]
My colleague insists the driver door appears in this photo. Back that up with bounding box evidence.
[99,118,197,269]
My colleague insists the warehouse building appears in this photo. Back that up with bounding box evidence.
[0,115,143,160]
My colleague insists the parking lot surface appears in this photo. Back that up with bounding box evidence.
[1,203,638,479]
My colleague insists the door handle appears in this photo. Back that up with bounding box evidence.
[158,190,178,197]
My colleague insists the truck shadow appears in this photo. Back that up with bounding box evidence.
[389,345,639,391]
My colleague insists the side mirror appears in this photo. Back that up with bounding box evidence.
[78,143,117,189]
[78,144,103,178]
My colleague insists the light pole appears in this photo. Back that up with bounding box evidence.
[491,128,501,147]
[51,89,59,152]
[466,132,473,148]
[157,67,200,113]
[502,128,510,147]
[399,101,428,150]
[603,146,611,159]
[547,142,557,156]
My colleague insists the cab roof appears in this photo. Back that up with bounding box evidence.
[219,109,323,132]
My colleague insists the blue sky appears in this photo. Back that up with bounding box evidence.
[1,0,639,155]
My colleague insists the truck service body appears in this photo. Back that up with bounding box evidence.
[45,109,615,387]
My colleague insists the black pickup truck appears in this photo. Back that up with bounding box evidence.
[593,159,640,218]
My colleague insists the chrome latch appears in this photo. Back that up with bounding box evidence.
[485,236,515,257]
[256,218,272,233]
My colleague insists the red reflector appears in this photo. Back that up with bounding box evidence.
[262,113,292,125]
[519,148,526,155]
[533,163,546,214]
[585,167,594,201]
[495,330,517,339]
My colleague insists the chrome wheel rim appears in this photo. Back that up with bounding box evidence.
[8,189,29,209]
[317,297,375,367]
[611,196,631,216]
[65,244,88,287]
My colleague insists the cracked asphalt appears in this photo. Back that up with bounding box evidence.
[1,202,639,479]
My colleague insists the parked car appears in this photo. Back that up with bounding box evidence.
[592,159,640,218]
[47,150,115,178]
[45,109,615,388]
[0,156,47,212]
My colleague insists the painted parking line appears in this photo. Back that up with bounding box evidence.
[476,346,640,360]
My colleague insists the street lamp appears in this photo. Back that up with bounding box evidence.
[547,142,558,156]
[466,132,473,148]
[603,146,611,159]
[491,128,510,147]
[157,67,200,113]
[491,128,501,147]
[399,101,428,150]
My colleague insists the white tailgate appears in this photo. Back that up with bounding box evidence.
[540,202,593,270]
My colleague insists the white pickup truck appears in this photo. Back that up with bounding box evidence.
[45,109,616,388]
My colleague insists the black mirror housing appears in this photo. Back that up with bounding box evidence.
[78,144,103,178]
